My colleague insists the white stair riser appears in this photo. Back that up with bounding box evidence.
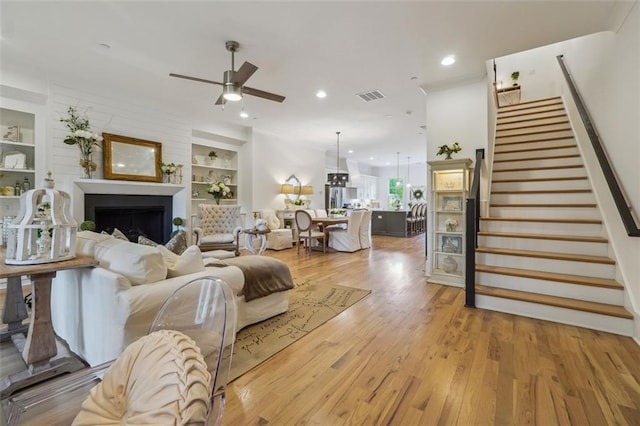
[499,98,562,111]
[481,220,602,236]
[478,235,608,257]
[476,253,615,279]
[494,146,578,162]
[476,272,624,305]
[495,123,571,137]
[489,207,601,220]
[492,168,585,180]
[495,137,575,152]
[498,105,565,119]
[493,156,583,170]
[491,179,590,192]
[490,192,595,204]
[497,111,567,124]
[495,132,575,145]
[476,295,634,336]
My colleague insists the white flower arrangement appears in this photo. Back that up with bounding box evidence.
[445,218,458,227]
[161,162,177,175]
[207,181,231,198]
[60,106,103,175]
[436,142,462,159]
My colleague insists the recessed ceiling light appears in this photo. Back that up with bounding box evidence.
[369,157,374,160]
[385,162,390,165]
[441,55,456,66]
[239,110,249,118]
[385,114,393,118]
[348,150,354,154]
[316,90,327,98]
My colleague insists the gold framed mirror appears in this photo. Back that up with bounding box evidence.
[102,133,162,182]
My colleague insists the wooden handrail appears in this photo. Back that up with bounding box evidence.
[557,55,640,237]
[465,149,485,308]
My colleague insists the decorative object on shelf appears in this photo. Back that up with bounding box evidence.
[161,162,176,183]
[442,256,458,274]
[445,217,458,232]
[171,217,184,238]
[1,151,27,169]
[412,188,424,200]
[3,125,20,142]
[80,220,96,231]
[442,196,463,211]
[208,150,217,161]
[60,106,103,179]
[222,174,232,185]
[175,164,183,184]
[4,172,77,265]
[511,71,520,86]
[436,142,462,160]
[207,181,231,204]
[442,236,462,254]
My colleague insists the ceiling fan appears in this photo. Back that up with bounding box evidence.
[169,40,285,105]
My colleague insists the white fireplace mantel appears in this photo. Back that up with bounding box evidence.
[74,179,184,196]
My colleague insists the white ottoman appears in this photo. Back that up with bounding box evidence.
[266,229,293,250]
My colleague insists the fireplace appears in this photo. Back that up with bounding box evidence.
[84,194,172,243]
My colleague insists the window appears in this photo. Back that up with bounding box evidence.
[388,178,404,208]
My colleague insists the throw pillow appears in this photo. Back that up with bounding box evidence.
[165,231,187,255]
[138,235,158,247]
[158,245,205,278]
[76,231,114,257]
[102,229,129,241]
[94,238,167,285]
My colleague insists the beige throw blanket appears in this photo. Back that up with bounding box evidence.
[209,256,294,302]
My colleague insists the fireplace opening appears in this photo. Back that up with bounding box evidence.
[84,194,172,243]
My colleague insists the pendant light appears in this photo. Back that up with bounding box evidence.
[327,131,349,187]
[406,156,411,189]
[395,152,401,186]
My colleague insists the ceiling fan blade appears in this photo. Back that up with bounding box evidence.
[243,86,286,103]
[169,73,223,86]
[214,94,225,105]
[232,61,258,86]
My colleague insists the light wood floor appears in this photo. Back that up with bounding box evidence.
[224,234,640,425]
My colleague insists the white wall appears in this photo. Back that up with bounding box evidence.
[557,5,640,339]
[251,130,326,214]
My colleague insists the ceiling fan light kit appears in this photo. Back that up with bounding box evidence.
[169,40,285,106]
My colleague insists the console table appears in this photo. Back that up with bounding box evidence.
[0,249,97,397]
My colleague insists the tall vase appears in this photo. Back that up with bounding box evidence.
[214,197,221,205]
[80,154,93,179]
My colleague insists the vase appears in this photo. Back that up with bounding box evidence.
[79,154,94,179]
[442,256,458,274]
[214,197,221,205]
[445,152,453,160]
[446,224,456,232]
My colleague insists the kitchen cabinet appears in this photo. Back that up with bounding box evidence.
[370,209,408,237]
[427,158,472,287]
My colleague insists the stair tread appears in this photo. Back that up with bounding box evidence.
[495,136,575,146]
[491,203,596,208]
[497,107,566,119]
[493,164,584,173]
[476,284,633,319]
[476,246,615,264]
[478,231,607,243]
[495,144,577,155]
[482,216,602,224]
[497,96,562,110]
[495,127,572,138]
[476,264,621,288]
[492,176,587,183]
[491,189,591,194]
[494,153,579,163]
[495,120,569,132]
[496,113,568,126]
[497,102,564,115]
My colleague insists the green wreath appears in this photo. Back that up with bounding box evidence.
[412,188,424,200]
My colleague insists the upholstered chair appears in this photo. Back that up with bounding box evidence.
[295,210,325,254]
[193,204,242,256]
[358,210,372,249]
[328,210,365,252]
[260,209,293,250]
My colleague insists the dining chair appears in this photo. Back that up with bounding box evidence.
[358,210,372,249]
[6,277,236,426]
[294,209,325,253]
[328,210,365,252]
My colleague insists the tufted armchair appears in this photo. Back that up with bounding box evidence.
[193,204,242,256]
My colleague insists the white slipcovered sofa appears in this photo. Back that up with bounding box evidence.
[51,231,290,367]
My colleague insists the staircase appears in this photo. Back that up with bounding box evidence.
[475,96,634,336]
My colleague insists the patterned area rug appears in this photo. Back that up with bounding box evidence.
[228,280,371,382]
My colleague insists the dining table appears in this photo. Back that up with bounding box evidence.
[311,216,349,251]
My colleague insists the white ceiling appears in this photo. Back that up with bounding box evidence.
[0,1,633,167]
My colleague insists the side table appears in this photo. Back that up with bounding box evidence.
[243,228,271,255]
[0,249,98,397]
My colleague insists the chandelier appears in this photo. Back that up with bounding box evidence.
[327,131,349,187]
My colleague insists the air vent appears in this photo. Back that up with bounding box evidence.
[356,90,385,102]
[419,125,426,130]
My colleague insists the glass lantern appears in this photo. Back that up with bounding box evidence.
[5,172,77,265]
